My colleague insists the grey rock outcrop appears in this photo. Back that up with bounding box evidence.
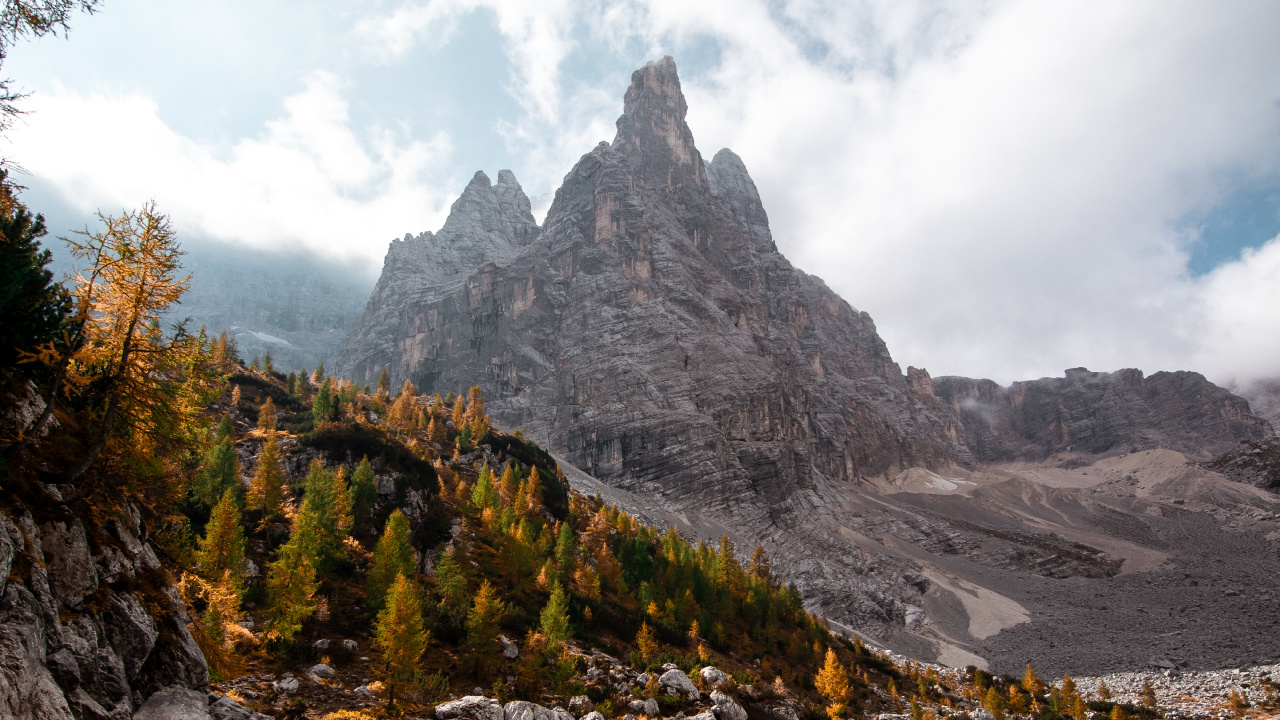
[933,368,1274,462]
[0,507,208,720]
[436,695,503,720]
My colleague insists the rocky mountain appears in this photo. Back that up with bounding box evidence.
[933,367,1273,462]
[172,243,374,373]
[336,57,1280,675]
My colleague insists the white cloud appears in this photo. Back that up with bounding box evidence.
[4,72,457,269]
[10,0,1280,387]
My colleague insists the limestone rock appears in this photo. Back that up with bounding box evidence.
[627,698,659,716]
[933,368,1273,462]
[659,668,699,701]
[699,666,729,687]
[436,695,503,720]
[710,690,748,720]
[308,663,335,679]
[133,685,210,720]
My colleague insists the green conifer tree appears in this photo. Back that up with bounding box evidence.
[540,581,571,645]
[263,533,319,645]
[434,547,468,624]
[369,510,415,611]
[350,455,378,518]
[377,367,390,394]
[466,580,506,671]
[197,488,246,594]
[555,521,575,574]
[257,396,276,434]
[296,459,350,567]
[376,572,430,708]
[470,463,498,510]
[312,379,335,424]
[194,435,240,507]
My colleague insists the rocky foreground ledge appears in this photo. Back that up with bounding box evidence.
[1073,664,1279,720]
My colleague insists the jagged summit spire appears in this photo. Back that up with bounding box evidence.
[439,168,537,245]
[612,56,707,191]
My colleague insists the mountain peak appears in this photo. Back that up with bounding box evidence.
[612,56,705,190]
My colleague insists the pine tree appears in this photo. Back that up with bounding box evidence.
[197,489,246,594]
[296,459,351,567]
[815,648,850,719]
[984,687,1007,720]
[540,581,571,645]
[247,432,286,525]
[194,435,241,507]
[263,533,319,645]
[369,510,415,611]
[312,379,335,424]
[471,463,498,510]
[263,349,273,375]
[312,362,325,384]
[555,521,575,574]
[375,572,430,708]
[257,396,276,434]
[216,414,233,441]
[434,547,468,623]
[377,368,390,395]
[286,371,297,397]
[350,456,377,518]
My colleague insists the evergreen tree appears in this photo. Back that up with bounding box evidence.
[516,467,543,516]
[295,459,352,567]
[263,533,319,645]
[984,687,1007,720]
[377,367,390,395]
[350,456,377,517]
[471,463,498,510]
[1140,679,1158,709]
[540,581,571,645]
[1098,680,1111,701]
[815,648,850,719]
[555,521,575,574]
[369,510,415,611]
[216,414,233,441]
[194,435,241,507]
[0,171,73,381]
[262,349,273,375]
[1110,706,1127,720]
[312,362,324,384]
[257,396,276,434]
[748,545,773,584]
[247,432,286,526]
[375,572,430,708]
[434,547,468,624]
[197,488,246,593]
[312,379,335,424]
[286,371,297,397]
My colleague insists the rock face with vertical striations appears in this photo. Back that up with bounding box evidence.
[337,56,971,523]
[932,367,1274,462]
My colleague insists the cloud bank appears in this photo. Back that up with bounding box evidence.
[6,0,1280,387]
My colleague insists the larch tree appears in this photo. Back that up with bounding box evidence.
[247,432,286,526]
[197,488,246,594]
[257,397,276,434]
[815,648,851,719]
[434,547,468,625]
[636,621,658,662]
[466,579,506,670]
[375,572,430,708]
[470,463,498,510]
[368,509,415,611]
[55,204,215,482]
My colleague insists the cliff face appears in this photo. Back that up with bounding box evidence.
[337,57,970,522]
[933,367,1275,462]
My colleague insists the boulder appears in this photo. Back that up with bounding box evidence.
[505,700,559,720]
[581,713,605,720]
[275,677,299,694]
[970,710,995,720]
[437,695,503,720]
[308,663,335,679]
[354,685,374,701]
[210,694,262,720]
[700,666,729,687]
[133,686,211,720]
[568,695,592,715]
[628,698,660,716]
[498,634,519,659]
[711,690,748,720]
[342,639,359,652]
[45,647,81,690]
[659,668,700,701]
[314,639,331,650]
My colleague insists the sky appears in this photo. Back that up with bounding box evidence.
[3,0,1280,387]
